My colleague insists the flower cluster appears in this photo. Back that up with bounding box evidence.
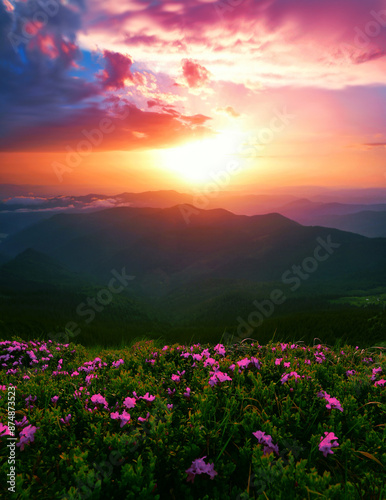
[253,430,280,456]
[319,431,339,457]
[186,456,217,483]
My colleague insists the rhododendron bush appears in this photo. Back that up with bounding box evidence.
[0,337,385,499]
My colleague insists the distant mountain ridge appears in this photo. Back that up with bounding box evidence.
[1,205,386,294]
[1,189,385,238]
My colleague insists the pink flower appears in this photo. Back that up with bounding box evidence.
[319,432,339,457]
[318,391,343,412]
[208,371,232,387]
[250,357,261,369]
[60,414,72,425]
[123,397,136,409]
[186,456,217,483]
[283,362,291,368]
[214,344,226,356]
[140,392,155,402]
[111,410,131,427]
[252,430,279,456]
[281,371,301,385]
[183,387,191,398]
[91,394,108,408]
[112,359,124,368]
[167,404,173,410]
[15,416,29,428]
[17,425,39,451]
[325,397,343,412]
[138,412,150,422]
[237,358,251,370]
[0,423,10,437]
[204,357,218,368]
[371,367,383,381]
[275,358,283,366]
[51,396,59,404]
[374,379,386,387]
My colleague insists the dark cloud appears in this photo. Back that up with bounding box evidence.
[97,50,135,90]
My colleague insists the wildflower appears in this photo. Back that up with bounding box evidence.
[15,416,29,428]
[186,456,217,483]
[60,414,72,425]
[90,394,108,408]
[183,387,191,398]
[371,367,382,381]
[167,404,173,410]
[25,395,37,409]
[209,370,232,387]
[123,397,136,409]
[214,344,226,356]
[319,432,339,457]
[140,393,155,402]
[51,396,59,404]
[0,423,10,437]
[204,357,218,368]
[111,410,131,427]
[253,430,279,456]
[22,374,30,380]
[250,357,261,369]
[304,359,311,365]
[138,412,150,422]
[280,371,301,385]
[167,388,176,396]
[237,358,251,370]
[112,359,124,368]
[374,379,385,387]
[318,391,343,412]
[17,425,39,451]
[325,397,343,412]
[283,361,291,368]
[275,358,283,366]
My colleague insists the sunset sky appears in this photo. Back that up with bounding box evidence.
[0,0,386,194]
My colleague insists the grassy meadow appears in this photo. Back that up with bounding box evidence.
[0,335,385,499]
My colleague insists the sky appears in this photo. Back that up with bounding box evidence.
[0,0,386,195]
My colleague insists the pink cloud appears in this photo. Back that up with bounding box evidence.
[181,59,210,88]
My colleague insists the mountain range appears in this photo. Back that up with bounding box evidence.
[1,189,385,239]
[1,203,385,344]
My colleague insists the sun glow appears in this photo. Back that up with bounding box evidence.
[159,130,246,185]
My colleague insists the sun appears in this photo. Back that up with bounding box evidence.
[159,130,246,185]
